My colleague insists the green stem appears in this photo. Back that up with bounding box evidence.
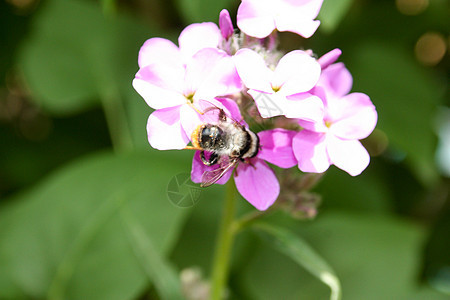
[210,180,238,300]
[100,89,134,153]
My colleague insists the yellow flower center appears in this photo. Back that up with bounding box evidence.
[185,93,195,104]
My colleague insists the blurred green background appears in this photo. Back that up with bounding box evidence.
[0,0,449,299]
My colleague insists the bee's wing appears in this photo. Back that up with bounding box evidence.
[200,159,238,188]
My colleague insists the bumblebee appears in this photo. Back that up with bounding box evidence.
[189,106,259,187]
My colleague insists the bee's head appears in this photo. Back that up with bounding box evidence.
[200,125,223,149]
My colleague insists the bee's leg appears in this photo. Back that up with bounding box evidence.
[200,151,208,165]
[242,158,257,169]
[201,151,218,166]
[218,108,227,122]
[201,106,228,121]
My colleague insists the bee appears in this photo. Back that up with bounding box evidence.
[188,104,260,187]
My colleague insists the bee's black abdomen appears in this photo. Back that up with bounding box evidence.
[248,132,259,158]
[241,129,259,158]
[240,130,252,157]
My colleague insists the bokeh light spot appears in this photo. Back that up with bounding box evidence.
[414,32,447,66]
[396,0,429,15]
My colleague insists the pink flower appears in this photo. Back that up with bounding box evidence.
[233,48,323,121]
[237,0,323,38]
[133,47,242,150]
[191,128,297,210]
[293,63,378,176]
[137,9,239,68]
[138,24,221,69]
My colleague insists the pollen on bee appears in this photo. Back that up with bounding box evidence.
[191,125,203,148]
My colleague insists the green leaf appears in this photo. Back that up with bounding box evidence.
[18,0,153,115]
[174,0,234,23]
[0,151,191,300]
[318,0,354,33]
[121,207,184,300]
[241,212,449,300]
[253,222,341,300]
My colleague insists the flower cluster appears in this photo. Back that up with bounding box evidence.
[133,0,377,211]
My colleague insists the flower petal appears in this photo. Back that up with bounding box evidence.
[318,48,342,70]
[249,90,284,118]
[219,9,234,40]
[275,19,320,38]
[258,129,297,168]
[133,64,186,109]
[326,135,370,176]
[147,106,189,150]
[237,0,275,38]
[190,151,232,185]
[178,22,221,61]
[298,118,328,133]
[185,48,241,100]
[274,50,321,95]
[279,0,323,19]
[330,93,378,140]
[234,159,279,211]
[293,130,330,173]
[283,93,324,122]
[180,104,203,139]
[233,49,273,93]
[318,62,353,98]
[138,38,182,68]
[274,0,323,38]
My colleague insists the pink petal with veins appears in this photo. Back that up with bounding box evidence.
[234,159,279,211]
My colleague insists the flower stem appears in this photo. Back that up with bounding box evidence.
[210,180,238,300]
[100,88,134,153]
